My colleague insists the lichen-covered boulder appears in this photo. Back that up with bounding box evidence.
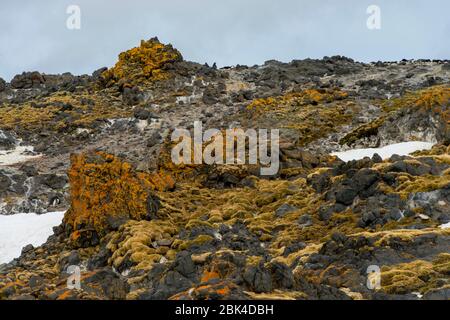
[101,37,183,86]
[63,151,175,247]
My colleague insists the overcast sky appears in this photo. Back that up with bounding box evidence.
[0,0,449,80]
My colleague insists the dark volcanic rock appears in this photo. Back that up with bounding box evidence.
[0,77,6,92]
[0,130,16,150]
[0,172,11,194]
[11,71,45,89]
[275,203,298,217]
[243,263,272,293]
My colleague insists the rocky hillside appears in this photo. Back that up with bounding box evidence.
[0,37,449,300]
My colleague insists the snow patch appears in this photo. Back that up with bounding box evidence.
[331,141,434,162]
[176,93,202,104]
[75,128,91,135]
[440,222,450,229]
[0,131,9,140]
[0,145,41,166]
[136,119,149,131]
[0,211,65,264]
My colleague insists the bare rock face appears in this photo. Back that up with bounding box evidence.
[0,38,449,300]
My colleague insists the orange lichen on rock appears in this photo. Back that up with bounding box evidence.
[383,85,450,112]
[246,88,349,114]
[101,37,183,85]
[63,151,175,244]
[245,88,353,146]
[169,281,238,300]
[0,91,132,132]
[200,270,220,283]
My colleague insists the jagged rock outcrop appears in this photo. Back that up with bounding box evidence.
[10,71,45,89]
[340,85,450,147]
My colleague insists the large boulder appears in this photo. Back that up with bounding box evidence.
[63,152,175,247]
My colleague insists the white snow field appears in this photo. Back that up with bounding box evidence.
[0,211,65,264]
[331,141,434,162]
[0,145,41,166]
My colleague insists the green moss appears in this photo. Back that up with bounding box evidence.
[185,219,213,230]
[107,220,178,271]
[383,85,450,112]
[0,91,132,132]
[340,85,449,146]
[339,117,385,146]
[380,252,450,294]
[174,235,214,251]
[245,88,354,146]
